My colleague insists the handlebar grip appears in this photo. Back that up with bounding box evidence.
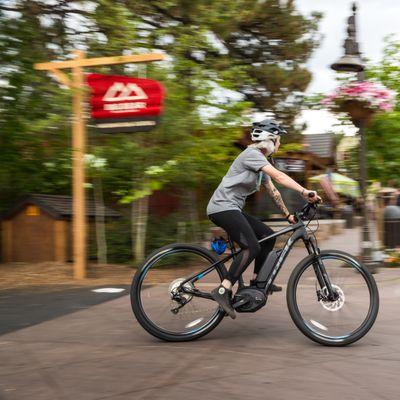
[307,191,322,204]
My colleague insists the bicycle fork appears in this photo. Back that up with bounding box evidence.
[304,237,338,302]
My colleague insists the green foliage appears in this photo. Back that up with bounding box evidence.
[0,1,320,262]
[318,37,400,186]
[365,111,400,185]
[119,0,321,137]
[363,38,400,185]
[145,211,212,255]
[104,216,133,263]
[366,36,400,111]
[145,211,182,255]
[0,2,77,210]
[1,1,320,207]
[276,142,303,155]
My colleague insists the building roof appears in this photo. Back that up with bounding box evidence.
[1,194,121,220]
[303,133,334,158]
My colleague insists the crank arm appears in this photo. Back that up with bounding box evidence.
[232,298,248,309]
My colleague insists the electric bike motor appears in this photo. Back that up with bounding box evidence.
[233,287,267,313]
[233,249,281,313]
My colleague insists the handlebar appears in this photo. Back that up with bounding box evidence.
[296,192,321,221]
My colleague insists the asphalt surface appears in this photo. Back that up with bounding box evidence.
[0,285,130,335]
[1,228,400,400]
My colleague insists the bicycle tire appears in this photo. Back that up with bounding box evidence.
[131,242,227,342]
[287,250,379,346]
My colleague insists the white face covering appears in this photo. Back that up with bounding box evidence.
[249,139,276,156]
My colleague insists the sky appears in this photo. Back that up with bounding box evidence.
[295,0,400,134]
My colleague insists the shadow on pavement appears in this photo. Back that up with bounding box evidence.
[0,285,129,335]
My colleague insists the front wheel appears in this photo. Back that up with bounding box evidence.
[287,250,379,346]
[131,243,226,342]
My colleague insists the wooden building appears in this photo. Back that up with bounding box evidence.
[1,194,119,263]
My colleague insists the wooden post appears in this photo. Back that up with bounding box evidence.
[72,50,86,279]
[34,51,164,279]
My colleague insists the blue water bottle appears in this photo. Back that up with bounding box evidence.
[211,237,227,255]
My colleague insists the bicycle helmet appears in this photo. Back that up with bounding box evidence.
[251,119,287,142]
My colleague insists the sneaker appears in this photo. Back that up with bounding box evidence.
[211,285,236,319]
[250,279,282,293]
[269,283,282,293]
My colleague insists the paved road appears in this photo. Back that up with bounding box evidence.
[1,228,400,400]
[0,285,130,335]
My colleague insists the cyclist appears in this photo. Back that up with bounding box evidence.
[206,119,321,319]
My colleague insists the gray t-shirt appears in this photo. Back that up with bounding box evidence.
[206,147,271,215]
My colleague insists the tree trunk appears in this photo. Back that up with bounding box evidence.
[132,195,149,264]
[93,177,107,264]
[131,132,150,265]
[186,190,199,243]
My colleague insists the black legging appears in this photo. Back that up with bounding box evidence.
[208,210,276,284]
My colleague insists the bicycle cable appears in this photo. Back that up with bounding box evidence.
[305,204,320,248]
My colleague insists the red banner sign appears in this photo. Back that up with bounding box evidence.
[87,73,164,133]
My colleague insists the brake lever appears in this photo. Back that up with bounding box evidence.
[299,202,318,220]
[298,192,320,220]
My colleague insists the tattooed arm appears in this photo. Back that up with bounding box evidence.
[261,164,321,203]
[261,164,322,224]
[264,179,290,218]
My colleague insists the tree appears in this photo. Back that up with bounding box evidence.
[0,1,322,263]
[338,38,400,185]
[86,1,321,242]
[85,153,108,264]
[119,0,321,137]
[0,1,91,211]
[364,38,400,185]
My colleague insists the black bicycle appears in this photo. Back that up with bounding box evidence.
[130,198,379,346]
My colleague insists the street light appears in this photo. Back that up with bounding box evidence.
[330,2,377,273]
[331,3,364,73]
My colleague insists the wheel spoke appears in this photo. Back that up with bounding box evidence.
[288,252,379,345]
[131,245,224,339]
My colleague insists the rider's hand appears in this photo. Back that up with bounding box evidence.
[286,214,297,224]
[302,189,322,204]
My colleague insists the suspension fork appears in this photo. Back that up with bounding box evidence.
[304,237,336,300]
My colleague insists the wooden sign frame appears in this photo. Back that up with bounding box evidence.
[34,50,164,279]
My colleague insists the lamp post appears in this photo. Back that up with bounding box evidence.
[330,2,377,273]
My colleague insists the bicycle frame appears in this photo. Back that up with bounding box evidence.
[180,215,336,301]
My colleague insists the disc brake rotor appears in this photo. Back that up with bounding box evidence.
[320,284,345,312]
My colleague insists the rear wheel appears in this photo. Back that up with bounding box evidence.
[131,243,226,341]
[287,250,379,346]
